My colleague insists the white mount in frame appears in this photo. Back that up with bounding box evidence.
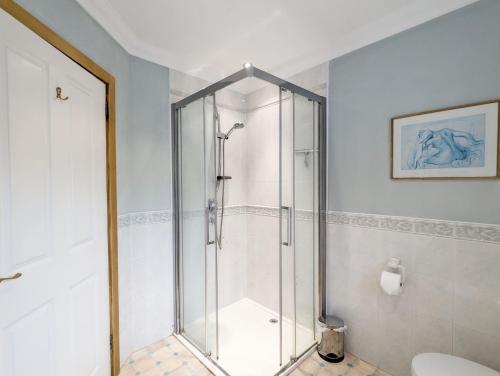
[392,101,500,179]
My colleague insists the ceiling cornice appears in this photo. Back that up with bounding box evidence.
[77,0,479,83]
[76,0,182,69]
[77,0,137,55]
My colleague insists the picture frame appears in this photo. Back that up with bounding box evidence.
[391,100,500,179]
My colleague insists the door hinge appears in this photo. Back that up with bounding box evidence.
[110,334,113,350]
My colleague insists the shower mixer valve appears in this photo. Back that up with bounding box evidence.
[208,198,217,224]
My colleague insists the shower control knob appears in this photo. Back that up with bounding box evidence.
[208,198,217,212]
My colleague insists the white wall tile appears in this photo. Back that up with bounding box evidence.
[413,273,454,320]
[343,309,379,366]
[377,340,412,376]
[217,107,247,207]
[294,219,315,328]
[217,213,247,308]
[453,325,500,371]
[118,216,174,363]
[414,236,456,281]
[245,105,280,208]
[454,285,500,337]
[455,239,500,294]
[327,217,500,375]
[245,214,280,312]
[410,313,453,355]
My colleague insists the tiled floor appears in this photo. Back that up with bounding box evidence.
[120,336,392,376]
[292,352,391,376]
[119,336,211,376]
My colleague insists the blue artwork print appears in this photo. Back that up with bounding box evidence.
[401,114,485,170]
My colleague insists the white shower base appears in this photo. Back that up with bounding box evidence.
[183,298,316,376]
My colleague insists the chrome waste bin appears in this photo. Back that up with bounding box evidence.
[317,315,347,363]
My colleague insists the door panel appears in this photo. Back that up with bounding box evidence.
[5,48,51,269]
[3,302,55,376]
[280,90,318,362]
[68,81,94,246]
[178,95,218,356]
[70,275,98,376]
[0,9,109,376]
[179,97,207,350]
[204,95,217,358]
[280,88,295,363]
[293,94,316,355]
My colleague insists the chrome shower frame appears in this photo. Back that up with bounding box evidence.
[171,65,328,374]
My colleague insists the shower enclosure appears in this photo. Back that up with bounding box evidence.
[172,65,326,376]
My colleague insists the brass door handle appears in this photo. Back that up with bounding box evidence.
[56,87,69,101]
[0,272,22,284]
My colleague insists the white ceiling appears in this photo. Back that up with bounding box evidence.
[77,0,477,93]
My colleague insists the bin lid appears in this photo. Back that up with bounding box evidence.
[317,315,344,329]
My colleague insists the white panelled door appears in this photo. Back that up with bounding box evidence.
[0,10,110,376]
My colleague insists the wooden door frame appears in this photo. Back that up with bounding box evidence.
[0,1,120,374]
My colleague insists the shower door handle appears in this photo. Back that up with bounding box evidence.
[281,206,293,246]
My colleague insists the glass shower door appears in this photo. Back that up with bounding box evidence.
[280,89,318,363]
[293,94,317,356]
[279,87,295,364]
[178,95,218,356]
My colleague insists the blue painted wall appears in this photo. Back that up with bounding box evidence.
[127,56,171,212]
[328,0,500,224]
[15,0,171,214]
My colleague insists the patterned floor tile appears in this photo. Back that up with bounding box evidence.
[120,336,392,376]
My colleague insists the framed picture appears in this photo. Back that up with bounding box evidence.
[391,100,500,179]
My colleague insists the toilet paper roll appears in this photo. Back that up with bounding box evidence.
[380,270,402,295]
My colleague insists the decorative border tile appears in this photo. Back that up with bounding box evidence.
[245,205,279,217]
[455,224,500,243]
[296,209,315,221]
[118,210,172,228]
[244,205,314,221]
[118,207,500,243]
[217,205,246,216]
[328,211,500,244]
[181,209,204,220]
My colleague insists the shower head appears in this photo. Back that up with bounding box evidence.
[225,122,245,139]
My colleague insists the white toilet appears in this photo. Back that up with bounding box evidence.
[412,353,500,376]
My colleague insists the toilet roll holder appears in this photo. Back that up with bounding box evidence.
[382,257,406,293]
